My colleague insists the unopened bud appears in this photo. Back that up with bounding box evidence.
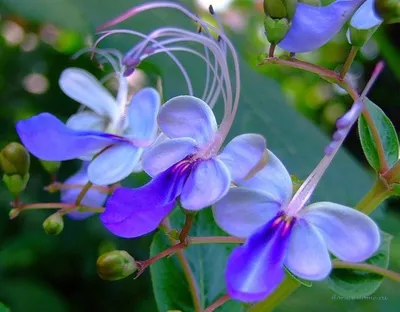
[43,213,64,235]
[298,0,321,6]
[40,160,61,174]
[3,173,29,196]
[375,0,400,24]
[0,142,30,176]
[264,0,297,19]
[97,250,137,281]
[264,16,291,45]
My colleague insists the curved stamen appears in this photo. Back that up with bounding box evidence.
[285,61,385,217]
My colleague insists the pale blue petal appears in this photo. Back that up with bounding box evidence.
[158,96,217,145]
[16,113,126,161]
[61,163,107,220]
[66,111,107,132]
[127,87,160,142]
[239,150,292,204]
[226,216,292,302]
[302,202,381,262]
[279,0,362,52]
[142,138,198,177]
[350,0,383,29]
[59,68,118,121]
[180,158,230,210]
[88,144,142,185]
[212,187,281,238]
[218,134,267,183]
[285,219,332,280]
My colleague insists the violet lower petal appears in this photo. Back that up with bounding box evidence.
[226,215,293,302]
[16,113,127,161]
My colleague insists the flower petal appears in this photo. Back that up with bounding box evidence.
[226,216,292,302]
[180,158,230,210]
[285,218,331,280]
[88,144,142,185]
[212,187,281,238]
[218,134,267,182]
[59,68,118,121]
[142,138,198,177]
[302,202,381,262]
[61,162,107,220]
[239,150,292,204]
[158,95,217,145]
[350,0,383,30]
[127,88,161,142]
[16,113,126,161]
[101,164,190,238]
[66,111,107,132]
[279,0,361,53]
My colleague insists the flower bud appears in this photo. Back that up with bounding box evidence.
[3,173,29,196]
[375,0,400,24]
[40,160,61,175]
[43,213,64,235]
[97,250,137,281]
[263,0,297,20]
[264,16,291,45]
[0,142,30,176]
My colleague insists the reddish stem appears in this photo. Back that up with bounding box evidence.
[204,294,231,312]
[180,214,195,243]
[45,182,113,194]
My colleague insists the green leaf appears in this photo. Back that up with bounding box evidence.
[150,209,245,312]
[358,99,400,171]
[328,231,393,297]
[0,302,9,312]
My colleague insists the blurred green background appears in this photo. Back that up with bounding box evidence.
[0,0,399,311]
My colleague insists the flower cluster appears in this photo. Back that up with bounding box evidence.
[8,0,393,310]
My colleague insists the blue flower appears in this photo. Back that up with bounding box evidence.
[60,162,108,220]
[350,0,383,30]
[101,96,266,238]
[278,0,364,52]
[16,64,160,185]
[213,96,382,302]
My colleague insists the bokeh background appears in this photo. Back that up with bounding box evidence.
[0,0,400,311]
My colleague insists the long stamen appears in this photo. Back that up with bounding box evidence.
[285,61,385,217]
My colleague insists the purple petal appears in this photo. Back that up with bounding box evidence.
[279,0,362,53]
[59,68,118,121]
[16,113,127,161]
[61,162,107,220]
[88,144,142,185]
[239,150,292,204]
[350,0,383,30]
[158,96,217,145]
[212,187,281,238]
[285,218,331,280]
[302,202,380,262]
[180,158,230,211]
[101,163,191,238]
[142,138,198,177]
[226,215,293,302]
[127,88,160,142]
[218,134,266,183]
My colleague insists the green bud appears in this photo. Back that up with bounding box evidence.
[0,142,30,176]
[43,213,64,235]
[375,0,400,24]
[9,208,20,219]
[40,160,61,174]
[3,173,29,196]
[298,0,321,6]
[347,25,379,47]
[264,0,297,19]
[97,250,137,281]
[264,16,291,45]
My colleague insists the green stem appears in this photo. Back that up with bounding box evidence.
[190,236,244,245]
[340,47,359,78]
[45,182,112,194]
[382,160,400,184]
[248,275,300,312]
[355,177,392,214]
[332,260,400,283]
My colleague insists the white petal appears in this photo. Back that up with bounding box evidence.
[302,202,381,262]
[59,68,118,121]
[213,187,281,238]
[350,0,383,30]
[66,111,107,132]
